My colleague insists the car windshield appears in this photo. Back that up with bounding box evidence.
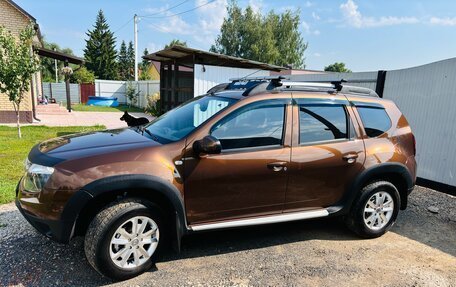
[145,95,237,143]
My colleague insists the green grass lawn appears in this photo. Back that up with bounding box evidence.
[0,125,105,204]
[72,104,145,113]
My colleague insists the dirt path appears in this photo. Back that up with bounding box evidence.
[1,186,455,287]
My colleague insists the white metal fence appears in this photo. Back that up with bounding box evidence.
[194,64,269,96]
[94,80,160,108]
[291,58,456,187]
[383,59,456,187]
[290,71,378,90]
[42,82,81,104]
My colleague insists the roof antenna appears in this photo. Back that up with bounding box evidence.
[331,79,347,91]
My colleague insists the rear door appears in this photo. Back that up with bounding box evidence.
[285,95,365,211]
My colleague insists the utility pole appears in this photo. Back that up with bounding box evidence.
[134,14,138,81]
[54,47,58,82]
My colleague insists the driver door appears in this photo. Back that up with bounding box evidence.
[184,99,292,224]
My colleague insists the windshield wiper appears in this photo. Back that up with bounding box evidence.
[137,126,158,141]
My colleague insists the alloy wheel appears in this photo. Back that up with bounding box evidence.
[363,191,394,230]
[109,216,159,269]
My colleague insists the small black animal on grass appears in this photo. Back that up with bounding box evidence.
[120,111,149,127]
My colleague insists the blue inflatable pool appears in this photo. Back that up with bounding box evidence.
[86,96,119,107]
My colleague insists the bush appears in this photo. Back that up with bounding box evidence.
[145,92,161,117]
[126,82,139,107]
[70,66,95,84]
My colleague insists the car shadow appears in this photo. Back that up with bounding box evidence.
[162,210,455,263]
[161,217,356,263]
[1,203,454,286]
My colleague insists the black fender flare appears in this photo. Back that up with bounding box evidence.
[61,174,188,245]
[331,163,413,216]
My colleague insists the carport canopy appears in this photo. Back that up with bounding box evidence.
[143,46,286,112]
[34,47,85,65]
[34,47,85,112]
[143,45,284,71]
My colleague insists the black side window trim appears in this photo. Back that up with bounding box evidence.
[298,103,352,145]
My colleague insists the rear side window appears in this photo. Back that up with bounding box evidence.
[299,105,348,144]
[357,107,391,137]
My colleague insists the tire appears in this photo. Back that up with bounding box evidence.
[345,180,400,238]
[84,199,166,280]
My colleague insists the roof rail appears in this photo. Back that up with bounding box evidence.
[229,75,286,82]
[208,76,379,97]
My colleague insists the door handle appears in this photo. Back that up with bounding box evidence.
[342,153,358,163]
[267,162,287,172]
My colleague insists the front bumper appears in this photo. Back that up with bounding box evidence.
[15,198,74,243]
[15,179,77,244]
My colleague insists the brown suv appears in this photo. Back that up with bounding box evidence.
[16,77,416,280]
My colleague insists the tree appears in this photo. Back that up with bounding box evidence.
[324,62,352,73]
[268,11,307,68]
[84,10,117,80]
[139,48,152,80]
[126,41,134,80]
[0,25,41,138]
[210,1,307,68]
[165,39,187,49]
[125,81,139,107]
[70,66,95,84]
[117,40,129,80]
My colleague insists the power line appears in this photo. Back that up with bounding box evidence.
[141,0,190,17]
[143,20,207,51]
[140,0,216,19]
[113,17,134,34]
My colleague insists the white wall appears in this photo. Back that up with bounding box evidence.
[290,71,378,90]
[383,58,456,186]
[194,64,269,97]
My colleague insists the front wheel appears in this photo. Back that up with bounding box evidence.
[84,199,165,280]
[345,180,400,238]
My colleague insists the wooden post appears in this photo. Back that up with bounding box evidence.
[159,63,165,113]
[171,61,176,109]
[64,60,72,112]
[174,62,179,106]
[49,82,53,100]
[167,63,172,109]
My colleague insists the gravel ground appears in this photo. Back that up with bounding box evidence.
[0,186,455,287]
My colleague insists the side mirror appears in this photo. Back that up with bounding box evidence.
[193,135,222,156]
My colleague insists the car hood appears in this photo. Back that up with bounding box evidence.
[29,128,160,166]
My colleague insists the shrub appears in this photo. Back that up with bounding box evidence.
[125,81,139,107]
[145,92,161,117]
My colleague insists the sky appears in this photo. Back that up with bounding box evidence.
[13,0,456,72]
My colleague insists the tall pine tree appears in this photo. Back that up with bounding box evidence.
[139,48,152,80]
[127,41,135,80]
[84,10,118,80]
[117,40,129,80]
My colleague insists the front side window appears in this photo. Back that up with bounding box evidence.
[357,107,391,137]
[211,101,286,150]
[299,105,348,144]
[145,95,237,143]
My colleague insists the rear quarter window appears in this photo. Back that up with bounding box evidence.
[357,107,391,137]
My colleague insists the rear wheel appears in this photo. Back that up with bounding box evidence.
[84,199,165,280]
[345,181,400,238]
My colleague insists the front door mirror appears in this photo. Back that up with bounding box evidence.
[193,135,222,156]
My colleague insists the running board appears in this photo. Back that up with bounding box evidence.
[190,209,329,232]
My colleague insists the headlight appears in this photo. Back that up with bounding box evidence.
[23,160,54,193]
